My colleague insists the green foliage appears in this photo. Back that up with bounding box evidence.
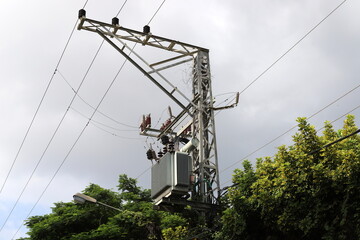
[160,213,188,230]
[162,226,188,240]
[218,115,360,239]
[117,174,151,202]
[21,174,188,240]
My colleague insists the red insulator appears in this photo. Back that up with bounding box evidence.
[145,114,151,128]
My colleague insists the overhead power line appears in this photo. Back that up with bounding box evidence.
[316,104,360,133]
[10,1,167,238]
[57,69,137,129]
[221,129,360,188]
[310,128,360,155]
[222,122,359,187]
[0,35,105,235]
[308,82,360,119]
[0,5,91,195]
[147,0,167,25]
[1,0,91,235]
[70,107,137,132]
[115,0,128,17]
[70,107,143,140]
[221,102,360,186]
[220,79,360,175]
[239,0,347,95]
[10,47,132,240]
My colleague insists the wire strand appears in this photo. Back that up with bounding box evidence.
[220,80,360,174]
[222,106,360,187]
[147,0,167,25]
[13,42,136,239]
[11,2,170,238]
[131,2,357,181]
[90,121,142,140]
[1,39,105,234]
[58,69,138,129]
[116,0,128,18]
[0,16,83,196]
[316,104,360,133]
[239,0,347,95]
[70,107,137,132]
[135,166,152,180]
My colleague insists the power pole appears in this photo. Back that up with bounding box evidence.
[77,10,238,214]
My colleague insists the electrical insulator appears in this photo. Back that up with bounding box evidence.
[160,119,172,131]
[158,151,163,158]
[161,135,170,145]
[145,114,151,128]
[112,17,119,26]
[152,150,157,159]
[168,142,175,153]
[78,9,86,19]
[143,25,150,34]
[179,137,190,144]
[146,149,154,160]
[163,146,168,154]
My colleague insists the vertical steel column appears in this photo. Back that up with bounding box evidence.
[192,51,220,204]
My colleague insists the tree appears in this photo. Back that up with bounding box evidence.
[20,174,188,240]
[217,115,360,239]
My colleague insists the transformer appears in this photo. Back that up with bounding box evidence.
[151,152,192,205]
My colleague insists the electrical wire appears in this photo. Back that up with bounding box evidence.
[316,104,360,133]
[153,107,169,129]
[310,128,360,155]
[0,36,105,235]
[90,122,143,140]
[214,94,238,110]
[118,0,169,183]
[57,63,137,129]
[239,0,347,95]
[0,6,89,196]
[82,0,89,9]
[70,107,142,140]
[10,42,135,240]
[70,107,138,132]
[217,1,352,176]
[308,82,360,119]
[57,70,138,131]
[147,0,167,25]
[133,0,349,189]
[1,0,91,236]
[214,92,239,98]
[221,102,360,186]
[115,0,128,17]
[135,166,152,180]
[221,106,360,187]
[10,1,166,237]
[220,80,360,175]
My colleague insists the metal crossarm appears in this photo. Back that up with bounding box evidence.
[78,17,208,56]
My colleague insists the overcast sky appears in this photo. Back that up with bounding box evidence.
[1,0,359,238]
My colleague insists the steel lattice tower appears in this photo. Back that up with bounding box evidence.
[76,10,235,211]
[191,51,220,204]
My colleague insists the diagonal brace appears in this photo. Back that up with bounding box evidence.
[96,29,190,114]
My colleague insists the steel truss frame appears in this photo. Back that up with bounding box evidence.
[78,15,220,207]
